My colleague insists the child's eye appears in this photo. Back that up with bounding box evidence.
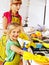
[17,31,19,33]
[13,31,15,33]
[17,30,20,33]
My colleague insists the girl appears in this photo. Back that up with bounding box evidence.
[3,24,24,65]
[3,0,23,33]
[3,23,31,65]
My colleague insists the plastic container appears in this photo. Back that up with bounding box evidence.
[36,43,42,48]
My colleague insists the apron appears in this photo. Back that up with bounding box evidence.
[4,54,20,65]
[0,35,7,62]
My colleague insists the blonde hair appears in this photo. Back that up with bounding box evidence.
[10,0,22,11]
[10,0,22,4]
[8,23,21,34]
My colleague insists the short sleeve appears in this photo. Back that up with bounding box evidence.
[3,12,9,18]
[6,40,15,49]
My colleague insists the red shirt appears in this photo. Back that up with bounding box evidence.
[3,11,22,25]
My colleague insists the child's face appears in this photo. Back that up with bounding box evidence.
[11,3,21,13]
[10,27,20,41]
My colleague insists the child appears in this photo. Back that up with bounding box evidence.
[2,0,23,33]
[3,23,31,65]
[3,24,23,65]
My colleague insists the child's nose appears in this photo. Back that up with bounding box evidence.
[15,33,18,36]
[17,4,20,9]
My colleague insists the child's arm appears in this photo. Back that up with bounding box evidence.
[10,45,49,63]
[10,45,34,60]
[3,17,8,34]
[3,17,8,30]
[10,45,24,55]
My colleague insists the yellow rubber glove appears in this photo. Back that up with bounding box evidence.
[19,32,29,40]
[23,51,49,63]
[23,51,34,60]
[0,35,7,61]
[30,41,36,48]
